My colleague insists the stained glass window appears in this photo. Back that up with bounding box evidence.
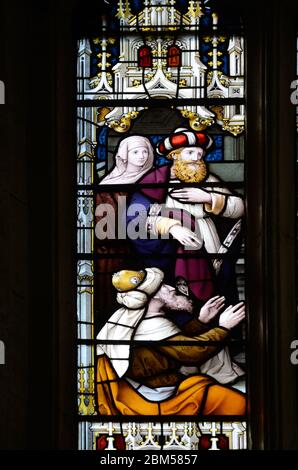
[77,0,247,450]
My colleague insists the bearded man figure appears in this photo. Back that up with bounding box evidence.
[168,146,209,183]
[96,268,246,416]
[126,127,244,304]
[125,128,245,385]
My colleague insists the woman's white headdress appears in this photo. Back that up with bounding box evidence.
[100,135,154,185]
[96,267,164,377]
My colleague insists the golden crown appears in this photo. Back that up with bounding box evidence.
[112,270,146,292]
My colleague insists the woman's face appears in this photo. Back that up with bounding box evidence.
[127,146,149,167]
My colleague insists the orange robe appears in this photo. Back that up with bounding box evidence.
[96,355,245,416]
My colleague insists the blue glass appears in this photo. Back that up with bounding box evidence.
[201,12,212,27]
[97,127,109,161]
[218,39,229,75]
[221,55,228,75]
[130,0,143,13]
[205,135,223,161]
[200,39,229,76]
[150,135,171,167]
[110,44,120,66]
[200,40,212,69]
[175,0,189,14]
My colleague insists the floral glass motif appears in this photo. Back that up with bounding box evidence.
[77,0,247,450]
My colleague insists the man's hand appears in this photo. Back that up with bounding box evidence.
[169,225,202,249]
[170,187,212,204]
[199,295,226,324]
[219,302,245,330]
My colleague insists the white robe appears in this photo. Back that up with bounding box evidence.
[166,174,244,253]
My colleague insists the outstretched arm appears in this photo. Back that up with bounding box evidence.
[158,302,245,366]
[157,327,230,366]
[199,295,225,323]
[219,302,245,329]
[180,296,225,336]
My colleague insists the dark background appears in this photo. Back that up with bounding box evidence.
[0,0,297,450]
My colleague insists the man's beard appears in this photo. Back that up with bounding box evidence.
[173,159,208,183]
[158,290,193,312]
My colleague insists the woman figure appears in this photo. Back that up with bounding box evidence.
[99,135,154,185]
[95,135,154,320]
